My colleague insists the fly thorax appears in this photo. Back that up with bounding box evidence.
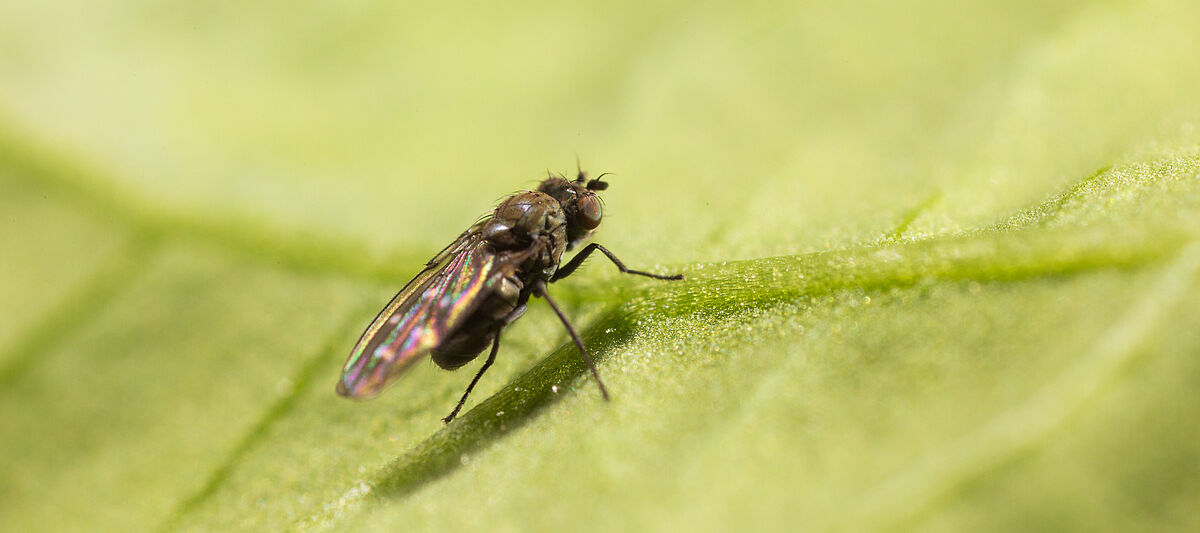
[486,193,552,249]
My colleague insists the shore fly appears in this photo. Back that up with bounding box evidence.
[336,168,683,423]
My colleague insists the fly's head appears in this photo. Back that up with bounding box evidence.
[538,170,607,250]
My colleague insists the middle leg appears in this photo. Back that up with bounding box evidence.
[442,326,502,424]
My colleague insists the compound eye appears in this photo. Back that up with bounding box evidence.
[577,194,603,230]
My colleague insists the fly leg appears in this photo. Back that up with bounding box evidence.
[441,303,526,424]
[550,243,683,282]
[534,280,609,400]
[443,326,502,424]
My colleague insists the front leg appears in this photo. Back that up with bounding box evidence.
[550,243,684,282]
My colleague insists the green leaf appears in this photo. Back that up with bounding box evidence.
[3,2,1200,532]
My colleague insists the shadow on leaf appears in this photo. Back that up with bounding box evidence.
[370,308,635,499]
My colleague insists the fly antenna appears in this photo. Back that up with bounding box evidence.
[587,172,613,191]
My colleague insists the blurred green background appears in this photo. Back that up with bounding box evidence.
[3,1,1200,531]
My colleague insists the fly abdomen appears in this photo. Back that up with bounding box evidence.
[431,327,494,370]
[431,274,523,370]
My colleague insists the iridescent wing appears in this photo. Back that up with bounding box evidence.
[337,228,495,398]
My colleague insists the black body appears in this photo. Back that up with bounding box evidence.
[336,169,682,423]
